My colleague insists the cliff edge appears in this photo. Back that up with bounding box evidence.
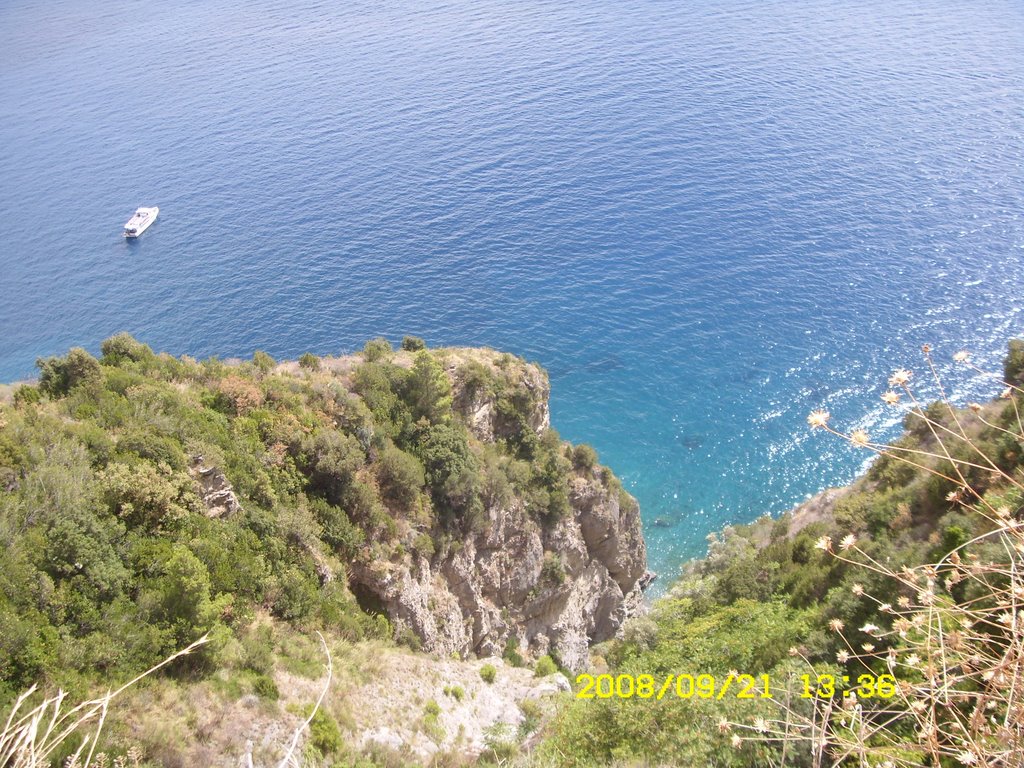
[343,348,649,671]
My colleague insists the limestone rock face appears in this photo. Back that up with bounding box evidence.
[449,354,551,443]
[351,476,647,671]
[350,355,649,672]
[189,457,242,518]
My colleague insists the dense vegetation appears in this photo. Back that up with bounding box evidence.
[0,335,594,755]
[4,337,1020,767]
[538,342,1024,767]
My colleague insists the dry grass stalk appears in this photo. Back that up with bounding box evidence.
[742,346,1024,766]
[0,634,209,768]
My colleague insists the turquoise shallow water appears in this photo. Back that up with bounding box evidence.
[1,0,1022,588]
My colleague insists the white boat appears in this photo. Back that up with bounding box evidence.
[123,206,159,238]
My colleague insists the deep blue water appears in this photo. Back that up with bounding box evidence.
[1,0,1022,588]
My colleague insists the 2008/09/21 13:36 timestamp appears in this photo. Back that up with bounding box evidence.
[575,673,898,701]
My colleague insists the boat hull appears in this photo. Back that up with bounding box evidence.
[123,206,159,238]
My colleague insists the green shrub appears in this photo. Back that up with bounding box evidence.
[480,450,513,510]
[481,723,517,763]
[340,479,394,537]
[12,384,42,407]
[443,685,465,701]
[376,444,425,509]
[503,636,524,667]
[458,360,495,399]
[621,616,658,652]
[253,673,279,700]
[413,533,436,558]
[363,338,393,362]
[298,352,320,371]
[99,461,202,529]
[240,625,275,674]
[114,427,187,470]
[480,663,497,684]
[100,333,154,366]
[519,699,542,738]
[395,625,422,652]
[441,466,485,528]
[541,552,566,585]
[405,351,452,424]
[351,362,411,441]
[308,707,343,756]
[534,655,557,677]
[310,498,364,557]
[269,566,319,622]
[37,347,102,396]
[571,444,598,472]
[252,350,276,373]
[1006,338,1024,386]
[308,429,365,505]
[422,699,445,743]
[44,505,129,598]
[617,487,639,516]
[136,543,221,645]
[415,423,475,498]
[401,335,427,352]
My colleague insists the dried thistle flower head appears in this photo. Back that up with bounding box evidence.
[839,534,857,550]
[921,344,931,354]
[888,368,912,386]
[807,409,831,428]
[953,350,971,362]
[829,618,845,632]
[967,402,982,412]
[815,535,833,552]
[850,429,870,447]
[880,390,901,405]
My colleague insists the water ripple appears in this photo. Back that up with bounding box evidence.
[1,0,1022,588]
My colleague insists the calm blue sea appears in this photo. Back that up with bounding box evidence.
[1,0,1022,588]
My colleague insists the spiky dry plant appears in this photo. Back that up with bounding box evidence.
[2,630,333,768]
[0,635,209,768]
[734,345,1023,767]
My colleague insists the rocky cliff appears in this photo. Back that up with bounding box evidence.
[0,336,650,709]
[0,338,648,766]
[346,349,650,671]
